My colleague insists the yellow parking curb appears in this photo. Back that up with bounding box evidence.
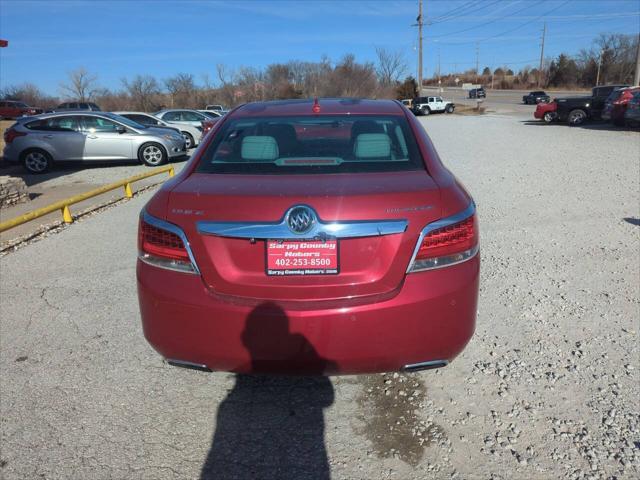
[0,165,174,233]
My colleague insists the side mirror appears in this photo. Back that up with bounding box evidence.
[116,126,127,134]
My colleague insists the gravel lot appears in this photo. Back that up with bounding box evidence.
[0,112,638,480]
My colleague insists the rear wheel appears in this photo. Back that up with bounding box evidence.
[421,107,431,116]
[182,132,195,149]
[543,112,555,123]
[138,142,167,166]
[568,109,587,126]
[22,149,52,174]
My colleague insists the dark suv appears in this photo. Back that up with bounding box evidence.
[468,87,486,99]
[53,102,101,112]
[523,91,550,104]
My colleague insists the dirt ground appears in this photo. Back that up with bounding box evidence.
[0,110,638,480]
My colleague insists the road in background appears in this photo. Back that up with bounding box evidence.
[420,87,588,115]
[0,112,638,479]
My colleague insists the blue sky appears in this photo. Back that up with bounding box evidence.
[1,0,638,95]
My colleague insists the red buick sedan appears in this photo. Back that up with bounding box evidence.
[137,98,479,375]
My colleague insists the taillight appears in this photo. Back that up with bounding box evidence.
[4,129,27,144]
[138,212,198,274]
[407,205,479,273]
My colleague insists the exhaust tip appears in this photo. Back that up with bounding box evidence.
[402,360,449,372]
[166,359,212,372]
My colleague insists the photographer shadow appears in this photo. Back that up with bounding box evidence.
[200,303,335,480]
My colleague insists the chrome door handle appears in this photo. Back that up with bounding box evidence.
[43,135,53,139]
[87,135,98,139]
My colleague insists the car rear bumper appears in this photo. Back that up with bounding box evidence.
[2,145,19,163]
[137,254,479,375]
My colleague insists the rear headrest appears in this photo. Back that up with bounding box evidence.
[354,133,391,159]
[351,120,384,139]
[241,136,279,161]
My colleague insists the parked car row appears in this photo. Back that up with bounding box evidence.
[533,85,638,127]
[1,106,229,173]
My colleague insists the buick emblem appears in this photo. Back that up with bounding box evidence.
[286,206,315,234]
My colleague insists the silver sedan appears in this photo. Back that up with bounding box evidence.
[115,111,203,149]
[2,112,187,173]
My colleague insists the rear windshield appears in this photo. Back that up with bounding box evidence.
[196,115,424,174]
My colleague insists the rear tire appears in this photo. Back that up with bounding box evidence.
[568,109,587,126]
[182,132,195,149]
[22,148,52,174]
[543,112,555,123]
[421,107,431,116]
[138,142,167,166]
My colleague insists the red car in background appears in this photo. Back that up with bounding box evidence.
[201,117,220,136]
[137,98,479,375]
[602,86,640,126]
[534,100,557,123]
[0,100,42,119]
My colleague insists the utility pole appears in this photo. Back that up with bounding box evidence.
[634,32,640,85]
[475,42,479,84]
[438,48,441,92]
[417,0,424,94]
[596,49,603,86]
[538,22,546,87]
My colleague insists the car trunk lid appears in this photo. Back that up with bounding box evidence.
[167,171,441,301]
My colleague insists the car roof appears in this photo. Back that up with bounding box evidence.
[156,109,203,113]
[114,111,153,115]
[17,112,115,122]
[231,98,404,117]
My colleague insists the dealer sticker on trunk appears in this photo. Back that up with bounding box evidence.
[266,240,339,276]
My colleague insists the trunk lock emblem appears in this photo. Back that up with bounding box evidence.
[286,205,316,234]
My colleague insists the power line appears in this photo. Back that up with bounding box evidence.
[427,1,479,25]
[428,0,503,26]
[431,0,572,46]
[427,0,545,39]
[476,0,571,44]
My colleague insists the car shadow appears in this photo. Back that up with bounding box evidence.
[200,303,335,480]
[520,120,639,131]
[624,217,640,226]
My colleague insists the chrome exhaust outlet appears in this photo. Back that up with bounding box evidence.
[402,360,449,372]
[166,359,212,372]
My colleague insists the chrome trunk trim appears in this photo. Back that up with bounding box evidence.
[197,205,408,240]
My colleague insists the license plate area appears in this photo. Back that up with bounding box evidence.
[266,239,339,276]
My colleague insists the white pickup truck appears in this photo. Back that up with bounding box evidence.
[411,96,455,115]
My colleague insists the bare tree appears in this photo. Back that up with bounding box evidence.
[60,67,98,101]
[329,54,377,97]
[375,47,407,87]
[122,75,160,111]
[164,73,197,108]
[1,82,58,108]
